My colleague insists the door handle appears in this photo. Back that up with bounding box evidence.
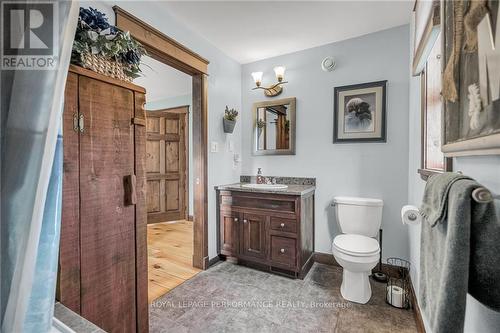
[243,219,248,223]
[234,217,239,222]
[124,175,137,206]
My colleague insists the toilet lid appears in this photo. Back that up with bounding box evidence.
[333,234,380,256]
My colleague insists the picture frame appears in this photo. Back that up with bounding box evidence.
[333,80,387,143]
[441,1,500,156]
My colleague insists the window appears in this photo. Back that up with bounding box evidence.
[418,33,452,180]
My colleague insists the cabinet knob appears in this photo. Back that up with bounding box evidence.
[243,219,248,223]
[280,248,285,254]
[234,218,239,222]
[280,223,285,228]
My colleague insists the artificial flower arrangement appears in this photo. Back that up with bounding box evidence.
[72,7,146,81]
[224,106,238,121]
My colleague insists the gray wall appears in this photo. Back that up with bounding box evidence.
[407,17,500,333]
[86,1,243,259]
[241,25,411,258]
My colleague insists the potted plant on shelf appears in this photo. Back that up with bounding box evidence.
[223,106,238,133]
[71,7,146,82]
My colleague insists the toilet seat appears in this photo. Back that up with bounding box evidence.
[333,234,379,257]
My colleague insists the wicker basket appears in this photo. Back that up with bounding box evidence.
[80,53,132,82]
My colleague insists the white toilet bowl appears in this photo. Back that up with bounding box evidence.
[332,233,380,304]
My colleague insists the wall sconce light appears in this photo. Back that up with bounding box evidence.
[251,66,288,97]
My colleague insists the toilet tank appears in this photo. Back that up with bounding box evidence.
[333,196,383,237]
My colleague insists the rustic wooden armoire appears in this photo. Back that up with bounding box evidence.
[57,65,148,333]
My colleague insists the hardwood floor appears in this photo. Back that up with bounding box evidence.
[147,221,201,302]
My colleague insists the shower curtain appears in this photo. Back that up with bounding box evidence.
[1,1,79,332]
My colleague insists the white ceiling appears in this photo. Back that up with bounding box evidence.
[161,1,414,64]
[135,55,192,102]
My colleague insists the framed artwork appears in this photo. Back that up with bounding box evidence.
[441,0,500,156]
[333,80,387,143]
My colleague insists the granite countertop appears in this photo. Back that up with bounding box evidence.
[215,183,315,196]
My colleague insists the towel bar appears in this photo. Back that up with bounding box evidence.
[472,187,500,203]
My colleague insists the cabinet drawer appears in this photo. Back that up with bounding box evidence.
[232,196,295,212]
[270,236,296,268]
[270,217,297,233]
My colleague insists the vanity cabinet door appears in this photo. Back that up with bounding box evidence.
[240,213,267,260]
[220,210,240,256]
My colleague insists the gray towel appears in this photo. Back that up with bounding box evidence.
[419,172,471,226]
[420,172,500,333]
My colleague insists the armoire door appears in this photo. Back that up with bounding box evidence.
[78,76,136,333]
[146,107,188,223]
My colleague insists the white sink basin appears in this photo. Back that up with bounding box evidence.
[241,183,288,190]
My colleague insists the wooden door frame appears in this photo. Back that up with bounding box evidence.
[114,6,209,271]
[146,106,190,222]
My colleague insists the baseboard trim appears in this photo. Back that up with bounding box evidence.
[409,275,426,333]
[208,256,220,267]
[313,252,339,266]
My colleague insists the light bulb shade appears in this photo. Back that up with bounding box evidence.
[274,66,286,81]
[251,72,263,86]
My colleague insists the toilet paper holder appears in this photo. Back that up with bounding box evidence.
[406,212,418,222]
[386,257,411,310]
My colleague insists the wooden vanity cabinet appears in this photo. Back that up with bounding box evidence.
[220,210,240,256]
[217,190,314,278]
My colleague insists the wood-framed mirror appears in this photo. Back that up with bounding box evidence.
[252,97,296,155]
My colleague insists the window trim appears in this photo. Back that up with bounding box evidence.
[418,68,452,181]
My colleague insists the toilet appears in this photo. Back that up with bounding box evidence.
[332,196,383,304]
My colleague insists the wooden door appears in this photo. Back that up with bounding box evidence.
[240,213,267,259]
[78,76,136,333]
[58,72,80,312]
[220,210,240,256]
[146,107,188,223]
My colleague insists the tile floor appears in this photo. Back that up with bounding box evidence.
[149,261,418,333]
